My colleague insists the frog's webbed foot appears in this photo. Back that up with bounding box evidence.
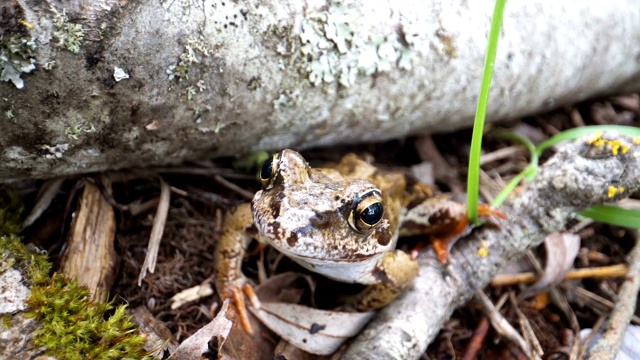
[214,203,261,334]
[402,195,506,264]
[355,250,419,311]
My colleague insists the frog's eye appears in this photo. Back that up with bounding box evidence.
[349,190,384,232]
[259,153,280,190]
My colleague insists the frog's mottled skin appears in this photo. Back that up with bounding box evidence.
[214,149,503,334]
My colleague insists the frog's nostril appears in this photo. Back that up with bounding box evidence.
[309,213,330,228]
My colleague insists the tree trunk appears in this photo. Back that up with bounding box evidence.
[1,0,639,180]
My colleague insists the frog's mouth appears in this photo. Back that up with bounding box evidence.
[286,251,379,262]
[283,251,383,285]
[266,232,383,262]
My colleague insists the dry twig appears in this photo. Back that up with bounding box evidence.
[491,264,629,286]
[139,178,171,285]
[475,291,538,359]
[22,178,65,229]
[586,231,640,360]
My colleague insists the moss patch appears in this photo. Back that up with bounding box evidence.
[0,191,150,360]
[25,275,149,360]
[0,191,24,236]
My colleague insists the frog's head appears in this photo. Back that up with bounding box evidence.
[252,149,398,283]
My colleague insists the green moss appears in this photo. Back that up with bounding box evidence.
[0,191,24,237]
[1,314,12,328]
[0,192,151,360]
[0,235,50,283]
[25,275,150,360]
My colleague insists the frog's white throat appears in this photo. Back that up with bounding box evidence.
[285,252,385,285]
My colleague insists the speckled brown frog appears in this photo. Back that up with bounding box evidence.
[214,149,504,333]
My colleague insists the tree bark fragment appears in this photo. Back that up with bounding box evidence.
[59,176,117,302]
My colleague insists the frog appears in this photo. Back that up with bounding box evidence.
[214,149,504,334]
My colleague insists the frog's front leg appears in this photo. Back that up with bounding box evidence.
[214,202,261,334]
[354,250,419,311]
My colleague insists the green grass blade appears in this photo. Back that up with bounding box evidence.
[580,205,640,229]
[467,0,507,224]
[491,129,539,167]
[536,125,640,156]
[491,164,538,207]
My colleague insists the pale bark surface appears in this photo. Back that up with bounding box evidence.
[59,176,117,303]
[1,0,640,180]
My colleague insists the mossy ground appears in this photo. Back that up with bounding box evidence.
[0,191,150,360]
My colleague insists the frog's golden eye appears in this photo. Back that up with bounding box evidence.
[259,153,280,190]
[349,190,384,232]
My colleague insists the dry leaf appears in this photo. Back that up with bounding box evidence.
[168,299,233,360]
[145,121,161,131]
[522,232,581,298]
[254,272,315,304]
[251,302,375,355]
[274,340,323,360]
[22,178,65,229]
[131,306,178,358]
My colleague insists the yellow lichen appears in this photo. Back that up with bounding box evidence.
[477,239,489,258]
[587,131,604,145]
[587,132,633,156]
[607,186,625,198]
[18,19,35,29]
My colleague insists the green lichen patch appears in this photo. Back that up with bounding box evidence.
[167,35,211,81]
[51,6,85,53]
[298,0,418,87]
[65,120,96,140]
[0,35,37,89]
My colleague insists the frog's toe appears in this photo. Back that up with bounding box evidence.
[231,286,253,335]
[431,236,451,264]
[219,281,260,335]
[477,204,506,227]
[243,282,261,309]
